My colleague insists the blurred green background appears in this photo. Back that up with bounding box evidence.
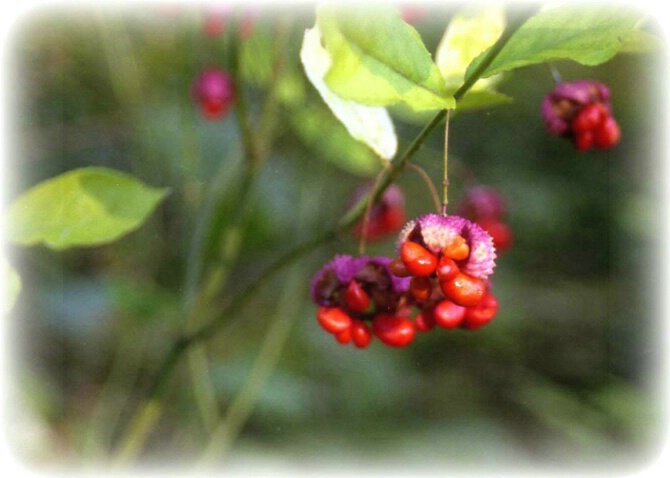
[3,2,667,474]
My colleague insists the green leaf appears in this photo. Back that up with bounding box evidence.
[436,6,506,90]
[316,5,454,112]
[466,5,646,80]
[452,89,513,112]
[290,104,381,177]
[618,29,665,53]
[5,167,169,250]
[300,26,397,162]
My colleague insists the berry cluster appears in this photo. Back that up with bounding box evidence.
[311,255,412,348]
[352,184,406,242]
[391,214,498,334]
[191,69,236,121]
[456,185,513,255]
[310,214,499,349]
[542,80,620,151]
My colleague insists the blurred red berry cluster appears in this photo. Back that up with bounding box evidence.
[455,185,513,255]
[191,68,236,121]
[542,80,620,151]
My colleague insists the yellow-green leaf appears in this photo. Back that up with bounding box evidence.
[466,5,646,80]
[300,26,397,163]
[5,167,169,250]
[436,6,506,91]
[316,5,454,112]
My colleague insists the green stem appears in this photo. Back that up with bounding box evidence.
[111,8,535,460]
[184,22,294,437]
[231,43,261,172]
[441,109,451,215]
[407,163,441,214]
[199,265,307,463]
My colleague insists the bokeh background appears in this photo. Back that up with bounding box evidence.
[3,1,668,475]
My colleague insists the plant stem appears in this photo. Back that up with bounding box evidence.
[548,63,563,84]
[407,163,441,214]
[231,46,261,172]
[441,109,451,215]
[199,267,306,464]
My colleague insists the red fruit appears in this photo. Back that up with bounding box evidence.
[462,293,499,330]
[476,219,513,254]
[574,130,594,151]
[351,320,372,348]
[201,100,229,120]
[414,308,435,332]
[400,241,438,277]
[238,12,256,39]
[440,273,486,307]
[571,103,606,132]
[372,315,416,347]
[410,276,433,302]
[344,281,371,312]
[381,206,406,234]
[192,69,236,121]
[594,116,621,149]
[316,307,352,334]
[433,300,467,329]
[436,255,459,282]
[335,327,352,344]
[389,258,411,277]
[442,235,470,261]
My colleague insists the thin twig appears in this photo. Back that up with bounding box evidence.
[549,63,562,84]
[358,169,387,255]
[441,109,451,215]
[406,163,441,214]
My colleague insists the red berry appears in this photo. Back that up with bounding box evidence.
[372,315,415,347]
[571,103,606,132]
[410,276,433,302]
[400,241,438,277]
[344,280,371,312]
[204,15,227,38]
[462,293,499,330]
[436,255,459,282]
[381,206,406,234]
[335,327,352,344]
[442,235,470,261]
[351,320,372,348]
[594,116,621,149]
[352,184,406,241]
[192,69,236,121]
[389,258,411,277]
[201,100,228,120]
[574,130,594,151]
[476,219,513,254]
[238,12,256,39]
[414,308,435,332]
[440,273,486,307]
[316,306,352,334]
[433,300,467,329]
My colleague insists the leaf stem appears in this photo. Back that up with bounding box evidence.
[548,63,563,84]
[441,109,451,215]
[407,163,441,214]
